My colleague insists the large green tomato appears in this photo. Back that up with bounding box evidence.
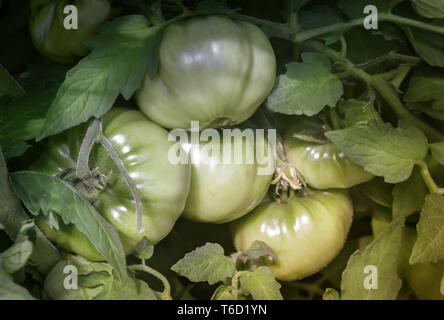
[231,190,353,281]
[29,0,111,64]
[136,16,276,129]
[31,108,190,260]
[180,131,273,223]
[284,129,374,189]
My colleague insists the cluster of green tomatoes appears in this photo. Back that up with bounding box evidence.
[28,0,377,284]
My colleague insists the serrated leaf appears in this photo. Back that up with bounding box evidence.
[37,15,162,140]
[10,171,127,282]
[411,0,444,19]
[410,193,444,264]
[133,237,154,260]
[266,52,343,116]
[171,243,235,285]
[211,285,235,300]
[326,121,428,183]
[392,167,427,218]
[341,218,405,300]
[0,267,35,300]
[323,288,340,300]
[235,240,277,267]
[430,142,444,165]
[239,267,282,300]
[338,99,381,128]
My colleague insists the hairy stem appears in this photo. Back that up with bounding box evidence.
[76,119,100,183]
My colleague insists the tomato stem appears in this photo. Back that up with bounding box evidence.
[228,13,444,142]
[76,119,101,184]
[418,160,442,194]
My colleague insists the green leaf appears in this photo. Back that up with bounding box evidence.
[171,243,236,285]
[323,288,340,300]
[0,148,61,274]
[405,67,444,104]
[337,99,381,128]
[234,240,277,268]
[239,267,283,300]
[430,142,444,165]
[133,237,154,260]
[411,0,444,18]
[338,0,394,19]
[10,171,127,282]
[0,267,35,300]
[0,64,25,99]
[371,206,392,237]
[326,121,428,183]
[359,178,393,207]
[37,15,162,140]
[392,167,427,218]
[0,85,57,159]
[211,285,235,300]
[17,63,68,92]
[410,193,444,264]
[0,239,33,274]
[405,21,444,68]
[266,53,343,116]
[299,5,344,45]
[340,218,405,300]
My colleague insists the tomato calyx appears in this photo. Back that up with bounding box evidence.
[57,167,108,202]
[271,136,305,198]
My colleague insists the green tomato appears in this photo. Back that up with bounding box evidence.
[231,190,353,281]
[181,132,273,223]
[29,0,111,64]
[31,108,190,260]
[284,130,374,189]
[136,16,276,129]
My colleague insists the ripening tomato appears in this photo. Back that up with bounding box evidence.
[283,127,374,189]
[31,108,191,260]
[136,16,276,129]
[231,189,353,281]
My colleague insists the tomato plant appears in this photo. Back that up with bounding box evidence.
[2,0,444,302]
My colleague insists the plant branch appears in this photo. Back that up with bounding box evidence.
[418,161,444,194]
[76,119,101,185]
